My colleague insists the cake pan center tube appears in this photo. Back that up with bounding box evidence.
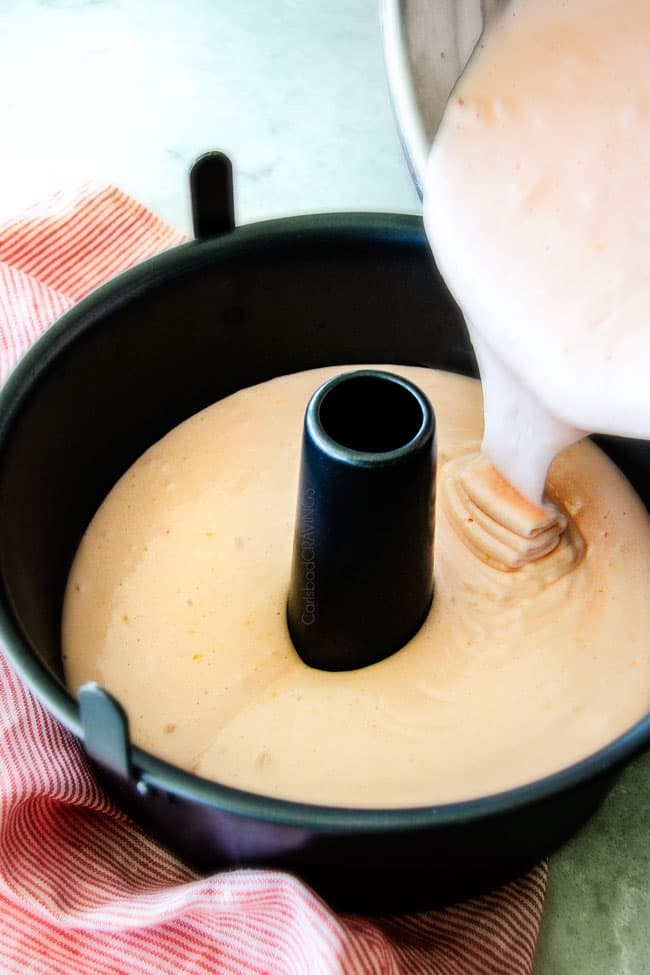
[287,370,437,671]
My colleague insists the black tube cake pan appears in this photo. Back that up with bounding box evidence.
[0,157,647,912]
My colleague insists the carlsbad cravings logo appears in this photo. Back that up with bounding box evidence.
[300,487,316,625]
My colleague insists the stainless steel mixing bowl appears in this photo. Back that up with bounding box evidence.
[380,0,507,194]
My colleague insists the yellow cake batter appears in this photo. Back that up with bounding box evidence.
[62,366,650,807]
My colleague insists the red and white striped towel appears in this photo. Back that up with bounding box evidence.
[0,186,547,975]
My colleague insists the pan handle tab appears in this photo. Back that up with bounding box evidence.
[190,151,236,240]
[79,682,133,780]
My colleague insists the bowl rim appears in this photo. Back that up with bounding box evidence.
[380,0,430,198]
[0,209,648,833]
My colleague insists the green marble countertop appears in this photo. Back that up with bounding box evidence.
[535,750,650,975]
